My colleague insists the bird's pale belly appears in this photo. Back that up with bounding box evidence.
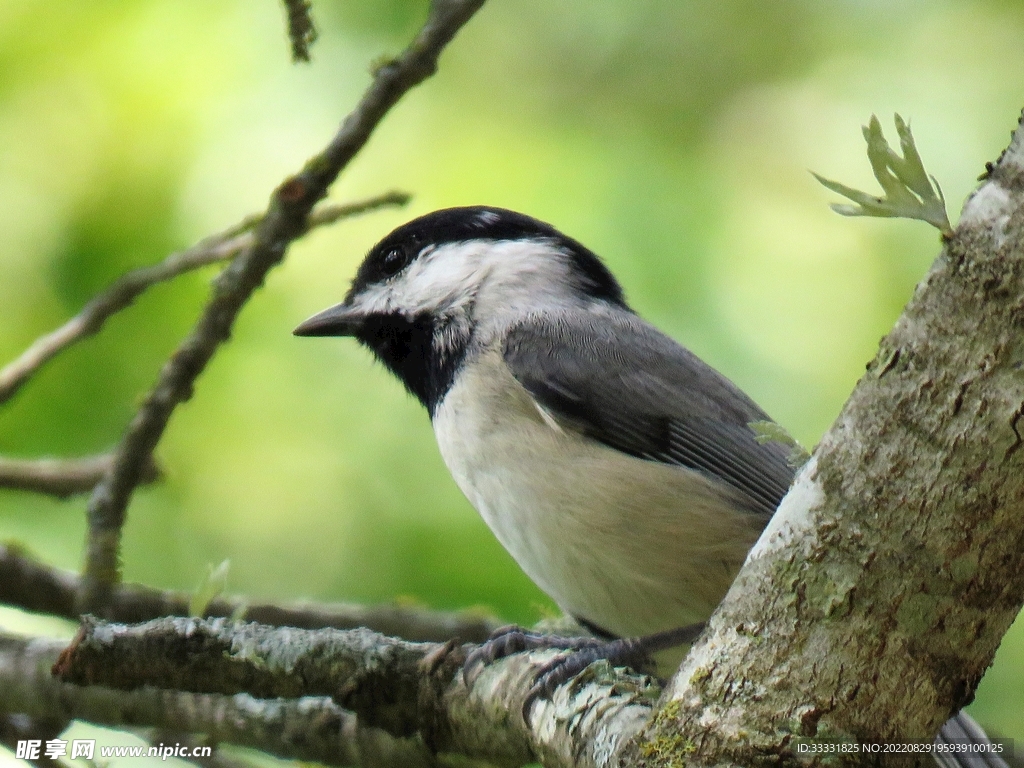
[432,349,766,640]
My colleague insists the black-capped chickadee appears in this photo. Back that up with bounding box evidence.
[294,206,792,651]
[294,207,1003,761]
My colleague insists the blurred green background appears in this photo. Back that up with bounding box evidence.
[1,0,1023,755]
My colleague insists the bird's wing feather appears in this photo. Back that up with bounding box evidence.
[502,311,795,516]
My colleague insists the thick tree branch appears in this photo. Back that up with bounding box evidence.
[632,111,1024,765]
[0,192,408,409]
[14,614,653,766]
[0,633,433,767]
[50,617,656,768]
[0,544,500,643]
[0,454,160,499]
[79,0,485,613]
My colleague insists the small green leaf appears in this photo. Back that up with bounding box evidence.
[749,420,811,469]
[190,559,230,618]
[813,114,952,236]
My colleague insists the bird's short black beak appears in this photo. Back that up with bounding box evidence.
[293,303,364,337]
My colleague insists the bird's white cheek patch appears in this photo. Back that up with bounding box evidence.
[399,243,490,313]
[396,239,571,316]
[350,284,394,316]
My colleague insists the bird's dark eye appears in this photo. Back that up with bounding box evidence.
[380,247,408,276]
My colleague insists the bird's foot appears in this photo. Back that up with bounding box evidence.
[464,623,705,719]
[463,624,604,681]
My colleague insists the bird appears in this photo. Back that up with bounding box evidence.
[293,205,792,658]
[294,206,1006,764]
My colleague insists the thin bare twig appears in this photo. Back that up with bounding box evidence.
[0,192,409,408]
[281,0,318,62]
[79,0,484,614]
[0,454,160,499]
[0,543,500,643]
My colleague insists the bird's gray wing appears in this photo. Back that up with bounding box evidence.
[502,312,796,517]
[933,711,1010,768]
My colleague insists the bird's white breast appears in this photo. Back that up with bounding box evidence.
[431,346,765,641]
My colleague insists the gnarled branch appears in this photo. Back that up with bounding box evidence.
[0,632,427,767]
[50,616,656,768]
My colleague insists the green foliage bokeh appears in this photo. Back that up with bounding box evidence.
[2,0,1024,746]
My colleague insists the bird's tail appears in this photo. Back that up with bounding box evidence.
[933,711,1013,768]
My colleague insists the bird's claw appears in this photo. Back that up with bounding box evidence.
[521,646,609,716]
[465,623,705,722]
[463,625,603,686]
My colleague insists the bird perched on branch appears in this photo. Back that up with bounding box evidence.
[295,206,1004,764]
[295,205,790,667]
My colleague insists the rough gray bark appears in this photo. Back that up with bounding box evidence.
[0,633,428,767]
[39,617,659,768]
[634,112,1024,766]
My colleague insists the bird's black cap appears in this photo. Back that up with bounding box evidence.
[347,206,627,307]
